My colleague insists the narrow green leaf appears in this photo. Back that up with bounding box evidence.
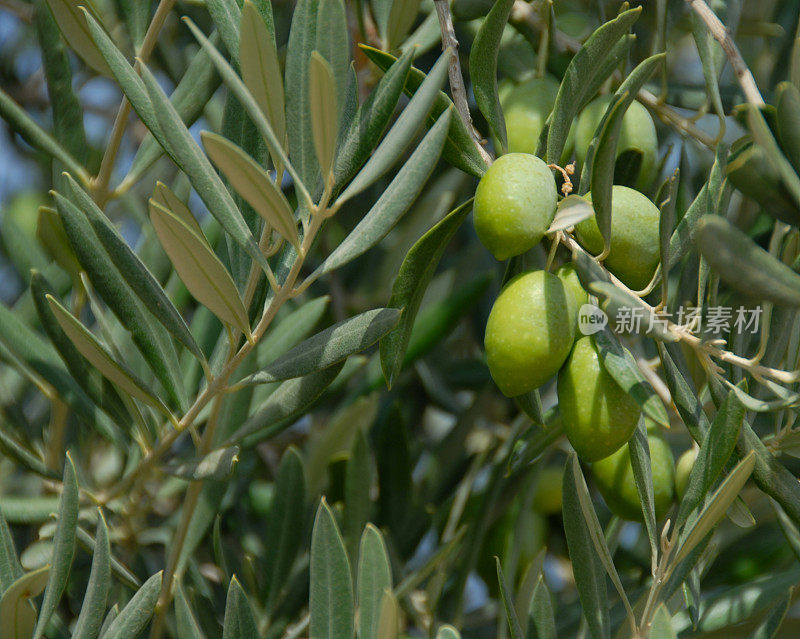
[137,62,268,271]
[547,195,594,234]
[546,8,642,163]
[345,430,372,560]
[175,581,207,639]
[230,363,345,445]
[201,132,299,249]
[163,447,240,481]
[776,82,800,174]
[310,498,354,639]
[62,174,204,364]
[358,524,392,639]
[690,11,725,122]
[222,576,259,639]
[527,575,556,639]
[54,191,187,409]
[675,389,744,528]
[380,199,471,387]
[242,308,401,385]
[496,558,524,639]
[359,44,488,177]
[593,327,670,426]
[45,295,167,413]
[752,588,792,639]
[72,511,110,639]
[627,420,658,572]
[149,200,251,337]
[44,0,111,75]
[101,571,162,639]
[152,182,204,238]
[240,0,286,169]
[0,566,50,639]
[338,50,450,203]
[315,0,349,116]
[309,51,339,178]
[657,343,709,442]
[264,448,307,609]
[469,0,513,151]
[98,604,119,637]
[207,0,242,63]
[319,109,452,275]
[657,170,679,297]
[334,48,414,187]
[695,215,800,307]
[674,452,756,565]
[0,89,88,183]
[561,454,610,639]
[649,604,677,639]
[74,526,140,590]
[0,512,22,596]
[32,454,78,639]
[375,591,399,639]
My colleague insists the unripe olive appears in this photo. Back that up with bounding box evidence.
[576,185,661,290]
[675,448,697,500]
[557,336,641,462]
[532,466,564,515]
[592,432,675,521]
[574,95,658,191]
[473,153,558,260]
[485,270,574,397]
[554,262,589,334]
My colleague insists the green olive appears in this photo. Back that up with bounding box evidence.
[592,432,676,521]
[576,185,661,290]
[557,336,641,462]
[473,153,558,260]
[485,270,574,397]
[554,262,589,334]
[675,448,697,500]
[574,95,658,191]
[532,466,564,515]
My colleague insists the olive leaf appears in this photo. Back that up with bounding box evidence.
[309,51,339,179]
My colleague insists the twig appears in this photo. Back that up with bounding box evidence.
[637,88,717,150]
[685,0,765,107]
[433,0,493,166]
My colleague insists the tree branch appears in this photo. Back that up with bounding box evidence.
[433,0,493,165]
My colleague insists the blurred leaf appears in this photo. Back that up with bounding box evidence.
[748,104,800,217]
[546,7,642,163]
[240,0,286,172]
[657,343,709,442]
[310,498,354,639]
[547,196,594,234]
[776,82,800,174]
[0,512,22,595]
[163,447,240,481]
[527,575,556,639]
[45,294,167,413]
[695,215,800,307]
[675,388,744,529]
[319,109,452,274]
[496,558,524,639]
[436,626,461,639]
[32,454,78,639]
[149,200,251,337]
[0,566,50,639]
[44,0,111,75]
[101,571,162,639]
[0,89,87,183]
[345,430,372,561]
[674,452,755,565]
[241,308,400,385]
[380,199,472,387]
[358,524,392,639]
[752,588,792,639]
[561,454,610,639]
[649,604,677,639]
[201,132,299,248]
[71,512,110,639]
[338,50,450,203]
[628,420,658,571]
[74,526,140,589]
[657,170,678,296]
[593,327,670,426]
[62,174,204,365]
[222,577,259,639]
[175,581,206,639]
[264,448,307,609]
[469,0,513,152]
[309,51,339,179]
[359,45,488,177]
[690,10,725,122]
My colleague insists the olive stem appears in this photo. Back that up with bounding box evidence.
[685,0,765,108]
[433,0,493,166]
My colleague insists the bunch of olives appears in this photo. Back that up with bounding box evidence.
[474,83,677,521]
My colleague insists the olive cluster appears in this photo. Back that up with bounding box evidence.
[475,79,690,522]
